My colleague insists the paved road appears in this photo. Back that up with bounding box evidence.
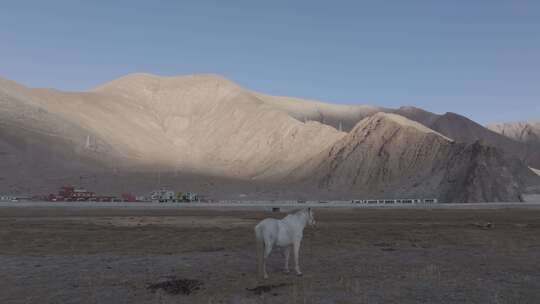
[1,200,540,210]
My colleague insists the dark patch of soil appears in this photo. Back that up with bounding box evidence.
[373,241,398,247]
[147,278,203,295]
[202,246,225,252]
[246,283,290,295]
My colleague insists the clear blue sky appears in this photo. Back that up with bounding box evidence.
[1,1,539,124]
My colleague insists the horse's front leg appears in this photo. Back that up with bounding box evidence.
[283,246,291,274]
[293,240,302,276]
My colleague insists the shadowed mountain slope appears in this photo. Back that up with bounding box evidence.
[289,113,539,202]
[487,121,540,169]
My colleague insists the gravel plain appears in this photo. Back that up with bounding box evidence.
[1,205,540,303]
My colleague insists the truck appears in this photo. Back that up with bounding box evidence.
[182,192,199,202]
[151,189,176,203]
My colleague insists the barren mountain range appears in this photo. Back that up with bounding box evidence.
[487,121,540,170]
[1,73,538,202]
[290,113,539,202]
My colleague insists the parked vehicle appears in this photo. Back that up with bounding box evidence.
[182,192,199,202]
[151,189,176,202]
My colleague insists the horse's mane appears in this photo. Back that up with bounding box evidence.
[288,208,309,219]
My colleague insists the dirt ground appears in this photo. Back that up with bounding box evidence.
[1,207,540,304]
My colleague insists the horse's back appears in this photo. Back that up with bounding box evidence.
[256,218,279,233]
[256,218,295,247]
[255,218,280,241]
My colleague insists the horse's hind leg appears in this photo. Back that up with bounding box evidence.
[293,240,302,276]
[283,246,291,274]
[263,241,273,279]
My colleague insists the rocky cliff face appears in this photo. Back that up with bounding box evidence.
[291,113,539,202]
[487,121,540,169]
[426,112,531,163]
[439,141,536,203]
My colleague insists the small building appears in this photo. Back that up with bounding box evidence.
[71,188,95,201]
[0,195,15,202]
[48,185,94,201]
[1,195,31,202]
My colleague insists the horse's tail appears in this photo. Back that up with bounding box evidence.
[255,224,264,278]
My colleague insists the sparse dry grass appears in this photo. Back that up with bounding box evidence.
[1,208,540,303]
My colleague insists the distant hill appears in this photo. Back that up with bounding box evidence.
[289,113,537,202]
[1,73,538,201]
[259,95,539,168]
[487,121,540,169]
[487,121,540,144]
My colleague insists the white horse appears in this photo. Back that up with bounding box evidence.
[254,208,316,279]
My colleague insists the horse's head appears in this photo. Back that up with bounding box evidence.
[306,208,316,226]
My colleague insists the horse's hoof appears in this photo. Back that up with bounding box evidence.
[296,273,303,277]
[284,270,290,274]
